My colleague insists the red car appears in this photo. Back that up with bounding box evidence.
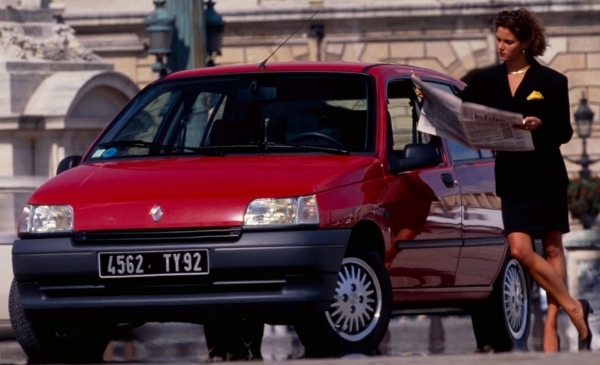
[10,62,530,362]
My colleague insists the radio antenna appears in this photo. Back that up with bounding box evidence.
[259,12,318,69]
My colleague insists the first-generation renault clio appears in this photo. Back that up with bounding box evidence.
[10,62,531,362]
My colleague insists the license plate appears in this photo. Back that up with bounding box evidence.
[98,249,209,278]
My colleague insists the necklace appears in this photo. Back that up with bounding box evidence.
[507,65,530,75]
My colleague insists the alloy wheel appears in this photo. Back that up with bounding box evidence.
[502,259,528,339]
[325,257,383,341]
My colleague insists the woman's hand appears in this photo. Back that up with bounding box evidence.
[414,86,425,100]
[513,116,542,131]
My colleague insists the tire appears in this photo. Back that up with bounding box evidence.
[471,254,531,352]
[294,244,392,358]
[9,279,114,364]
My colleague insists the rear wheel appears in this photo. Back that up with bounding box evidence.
[471,254,531,352]
[294,244,391,357]
[9,280,114,363]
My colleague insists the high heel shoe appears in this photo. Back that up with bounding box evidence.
[578,299,593,351]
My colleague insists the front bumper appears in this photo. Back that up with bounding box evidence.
[12,229,349,323]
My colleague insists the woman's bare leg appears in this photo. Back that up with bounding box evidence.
[506,232,588,343]
[540,231,566,352]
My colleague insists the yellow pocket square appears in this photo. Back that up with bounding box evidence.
[527,91,544,100]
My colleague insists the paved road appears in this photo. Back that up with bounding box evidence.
[1,313,598,364]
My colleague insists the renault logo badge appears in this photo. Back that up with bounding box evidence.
[149,205,164,222]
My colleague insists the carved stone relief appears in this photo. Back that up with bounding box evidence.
[0,23,100,61]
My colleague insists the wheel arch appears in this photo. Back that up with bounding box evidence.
[348,219,385,259]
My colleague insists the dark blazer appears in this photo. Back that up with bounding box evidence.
[460,58,573,196]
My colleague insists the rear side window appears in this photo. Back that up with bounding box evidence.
[447,139,494,161]
[425,81,494,162]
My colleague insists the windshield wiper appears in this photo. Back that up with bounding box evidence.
[99,140,167,150]
[254,141,350,155]
[179,146,225,156]
[98,140,224,156]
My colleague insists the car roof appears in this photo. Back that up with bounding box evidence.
[162,61,465,88]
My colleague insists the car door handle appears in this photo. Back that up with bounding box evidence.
[441,173,457,188]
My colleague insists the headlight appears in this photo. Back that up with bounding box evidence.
[18,205,73,234]
[243,195,319,226]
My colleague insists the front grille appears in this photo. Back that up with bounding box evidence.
[74,228,242,244]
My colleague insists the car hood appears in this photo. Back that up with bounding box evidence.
[29,155,383,231]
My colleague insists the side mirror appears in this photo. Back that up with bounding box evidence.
[57,156,81,175]
[390,144,440,173]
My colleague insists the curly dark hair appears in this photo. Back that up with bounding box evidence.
[494,8,548,57]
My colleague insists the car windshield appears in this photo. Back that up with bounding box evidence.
[88,73,373,160]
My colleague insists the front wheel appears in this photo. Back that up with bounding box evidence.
[294,244,391,357]
[9,280,114,363]
[471,254,531,352]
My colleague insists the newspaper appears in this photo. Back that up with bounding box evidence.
[412,74,534,151]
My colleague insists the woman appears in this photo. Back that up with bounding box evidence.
[466,7,592,353]
[421,8,593,352]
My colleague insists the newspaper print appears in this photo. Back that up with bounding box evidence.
[412,74,534,151]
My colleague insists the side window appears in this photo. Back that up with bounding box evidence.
[447,140,480,161]
[177,92,223,148]
[387,80,432,155]
[116,91,175,143]
[161,92,224,150]
[423,81,495,162]
[480,149,494,158]
[388,96,415,150]
[448,139,495,161]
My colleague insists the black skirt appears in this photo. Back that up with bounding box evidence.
[501,193,570,238]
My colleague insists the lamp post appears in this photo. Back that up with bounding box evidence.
[204,0,225,66]
[565,93,598,180]
[144,0,175,77]
[309,24,325,61]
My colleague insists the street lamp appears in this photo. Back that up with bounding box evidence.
[309,24,325,61]
[144,0,175,77]
[204,0,225,66]
[565,93,599,179]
